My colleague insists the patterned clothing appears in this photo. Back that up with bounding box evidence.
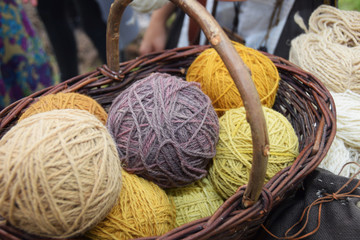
[0,0,54,109]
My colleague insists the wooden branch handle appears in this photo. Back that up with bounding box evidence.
[106,0,269,207]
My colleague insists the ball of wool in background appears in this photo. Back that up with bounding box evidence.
[308,5,360,47]
[130,0,167,13]
[186,41,280,116]
[319,136,360,179]
[289,5,360,94]
[209,107,299,199]
[331,90,360,150]
[0,109,122,238]
[107,72,219,188]
[18,92,108,124]
[166,177,224,227]
[289,30,360,94]
[86,170,176,240]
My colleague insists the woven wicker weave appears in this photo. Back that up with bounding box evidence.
[0,0,336,239]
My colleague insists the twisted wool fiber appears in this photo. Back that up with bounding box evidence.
[107,72,219,188]
[186,41,280,116]
[308,5,360,47]
[0,109,122,238]
[331,90,360,150]
[166,177,224,227]
[290,30,360,94]
[209,107,299,199]
[130,0,167,13]
[289,5,360,94]
[319,136,360,179]
[86,170,175,240]
[18,92,108,124]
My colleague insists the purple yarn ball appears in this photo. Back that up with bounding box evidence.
[107,73,219,188]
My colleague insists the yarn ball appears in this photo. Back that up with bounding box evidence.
[86,170,176,240]
[290,5,360,94]
[290,29,360,94]
[107,72,219,188]
[308,5,360,47]
[331,90,360,150]
[166,177,224,227]
[319,136,360,179]
[209,106,299,199]
[186,41,280,116]
[0,109,122,238]
[18,92,108,124]
[130,0,168,13]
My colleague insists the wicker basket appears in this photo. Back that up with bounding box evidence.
[0,0,336,239]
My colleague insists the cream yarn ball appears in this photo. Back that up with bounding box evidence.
[308,5,360,47]
[0,109,122,238]
[332,90,360,150]
[319,136,360,179]
[289,5,360,94]
[130,0,168,13]
[290,29,360,94]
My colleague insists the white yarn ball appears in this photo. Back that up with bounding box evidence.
[130,0,168,13]
[308,5,360,47]
[319,136,360,179]
[289,5,360,94]
[348,147,360,177]
[289,30,360,94]
[331,90,360,150]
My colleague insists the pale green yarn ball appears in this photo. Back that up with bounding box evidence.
[209,106,299,199]
[166,177,224,227]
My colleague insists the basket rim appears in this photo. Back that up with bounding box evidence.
[0,44,336,240]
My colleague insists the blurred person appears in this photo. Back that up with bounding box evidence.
[140,0,337,59]
[95,0,140,62]
[0,0,55,110]
[36,0,107,81]
[36,0,139,82]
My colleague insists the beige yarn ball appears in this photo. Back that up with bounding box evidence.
[308,5,360,47]
[319,136,360,179]
[0,109,122,238]
[289,5,360,94]
[290,30,360,94]
[331,90,360,150]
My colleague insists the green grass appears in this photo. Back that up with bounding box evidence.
[338,0,360,11]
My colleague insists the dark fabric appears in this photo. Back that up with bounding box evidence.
[166,8,185,50]
[37,0,106,81]
[188,0,207,45]
[256,168,360,240]
[274,0,335,59]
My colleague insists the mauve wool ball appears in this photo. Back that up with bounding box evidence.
[107,73,219,188]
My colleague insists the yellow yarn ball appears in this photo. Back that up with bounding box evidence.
[0,109,122,238]
[209,107,299,199]
[186,42,280,116]
[19,92,108,124]
[166,177,224,227]
[86,170,176,240]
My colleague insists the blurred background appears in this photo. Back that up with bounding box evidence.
[340,0,360,10]
[22,0,360,84]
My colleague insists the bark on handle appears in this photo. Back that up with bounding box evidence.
[106,0,269,207]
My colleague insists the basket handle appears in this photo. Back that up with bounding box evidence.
[106,0,269,208]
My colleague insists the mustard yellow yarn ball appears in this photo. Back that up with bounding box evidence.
[166,177,224,227]
[86,170,176,240]
[186,42,280,116]
[209,107,299,199]
[19,92,108,124]
[0,109,122,238]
